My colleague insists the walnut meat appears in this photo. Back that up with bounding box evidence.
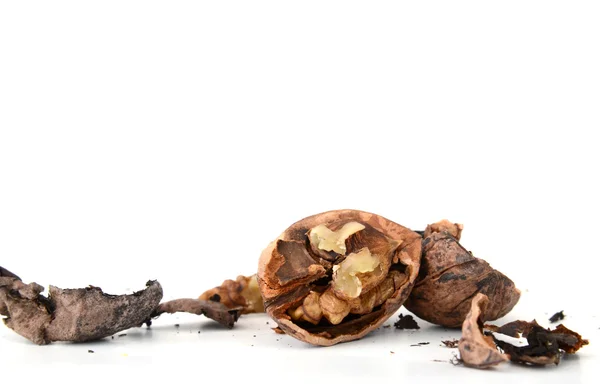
[257,209,421,346]
[404,222,520,328]
[199,274,264,314]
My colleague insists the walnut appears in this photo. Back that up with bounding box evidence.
[309,222,365,256]
[199,274,264,314]
[404,221,520,328]
[258,209,421,346]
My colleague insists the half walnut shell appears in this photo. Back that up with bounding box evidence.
[257,209,421,346]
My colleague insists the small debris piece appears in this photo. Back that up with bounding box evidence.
[458,294,509,369]
[394,314,420,330]
[410,342,430,347]
[442,339,459,348]
[174,324,180,327]
[88,350,94,353]
[549,311,565,323]
[390,351,395,354]
[383,325,391,329]
[118,334,127,337]
[450,354,463,366]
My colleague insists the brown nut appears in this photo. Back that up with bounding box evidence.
[404,222,520,328]
[257,209,421,346]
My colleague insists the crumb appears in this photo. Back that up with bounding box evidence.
[253,335,256,337]
[198,331,201,334]
[118,334,127,337]
[390,351,395,354]
[175,324,180,327]
[88,350,94,353]
[266,321,270,325]
[549,310,565,323]
[410,342,430,347]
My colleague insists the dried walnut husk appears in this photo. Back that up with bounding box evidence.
[1,266,243,344]
[0,266,162,345]
[487,319,589,365]
[405,222,520,328]
[458,293,510,368]
[257,209,421,346]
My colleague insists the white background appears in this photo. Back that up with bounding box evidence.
[1,1,598,383]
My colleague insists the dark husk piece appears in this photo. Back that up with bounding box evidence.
[488,320,589,365]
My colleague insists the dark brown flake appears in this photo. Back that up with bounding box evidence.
[394,314,420,330]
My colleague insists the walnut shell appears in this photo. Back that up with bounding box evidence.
[257,209,421,346]
[404,227,520,328]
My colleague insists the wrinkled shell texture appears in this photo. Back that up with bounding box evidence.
[405,231,520,328]
[258,209,421,346]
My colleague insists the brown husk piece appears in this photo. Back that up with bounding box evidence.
[489,320,589,365]
[258,209,422,346]
[0,266,163,345]
[458,293,509,369]
[405,224,520,328]
[150,298,241,329]
[393,313,420,330]
[199,274,264,314]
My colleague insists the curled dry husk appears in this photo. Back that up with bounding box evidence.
[199,274,264,314]
[257,209,421,346]
[458,293,510,368]
[405,222,520,327]
[0,266,162,345]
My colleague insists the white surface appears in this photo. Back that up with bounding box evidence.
[1,1,599,382]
